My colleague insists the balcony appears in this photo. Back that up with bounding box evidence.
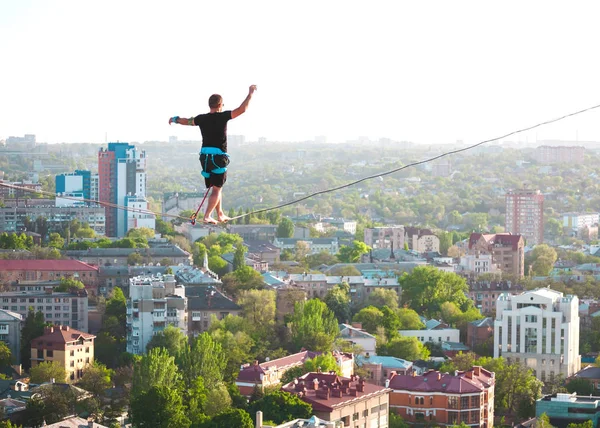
[153,311,166,322]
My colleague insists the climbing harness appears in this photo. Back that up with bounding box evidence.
[199,147,229,179]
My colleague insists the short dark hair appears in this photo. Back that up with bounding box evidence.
[208,94,222,108]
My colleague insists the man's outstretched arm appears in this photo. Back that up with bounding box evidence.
[231,85,257,119]
[168,116,195,125]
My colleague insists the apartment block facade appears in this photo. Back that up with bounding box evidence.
[126,274,187,355]
[0,205,106,236]
[99,142,154,237]
[494,288,580,380]
[0,260,100,291]
[364,226,405,250]
[505,189,544,245]
[535,145,585,165]
[0,289,89,332]
[0,309,22,364]
[468,233,525,278]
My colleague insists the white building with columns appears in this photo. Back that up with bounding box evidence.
[494,288,580,380]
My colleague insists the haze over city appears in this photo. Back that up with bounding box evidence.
[2,1,600,146]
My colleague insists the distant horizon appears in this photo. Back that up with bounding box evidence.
[3,1,600,148]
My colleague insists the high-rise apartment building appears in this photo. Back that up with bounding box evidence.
[535,145,585,164]
[494,288,580,380]
[98,142,154,237]
[126,274,187,355]
[505,189,544,245]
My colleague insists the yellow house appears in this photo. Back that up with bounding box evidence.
[31,325,96,383]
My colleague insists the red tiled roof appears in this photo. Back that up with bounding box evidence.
[282,372,390,412]
[236,351,315,382]
[0,260,98,272]
[31,325,95,351]
[388,367,494,394]
[236,351,353,383]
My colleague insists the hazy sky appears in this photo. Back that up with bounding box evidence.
[2,1,600,145]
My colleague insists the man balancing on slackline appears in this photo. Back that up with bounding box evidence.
[169,85,257,224]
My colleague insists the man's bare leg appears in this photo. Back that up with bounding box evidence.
[216,190,231,223]
[203,187,221,224]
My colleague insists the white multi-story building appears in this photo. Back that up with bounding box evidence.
[125,195,156,232]
[126,274,187,355]
[494,288,580,380]
[459,253,500,275]
[563,212,599,233]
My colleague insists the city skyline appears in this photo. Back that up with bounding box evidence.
[2,1,600,147]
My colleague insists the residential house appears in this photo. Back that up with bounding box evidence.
[186,285,241,336]
[467,318,494,353]
[339,323,377,356]
[235,351,354,396]
[289,273,330,298]
[404,227,440,253]
[568,366,600,394]
[388,367,495,427]
[30,325,96,383]
[364,226,405,250]
[275,286,306,321]
[356,355,413,386]
[243,240,281,265]
[227,224,278,241]
[273,237,339,256]
[399,319,460,345]
[467,280,524,315]
[42,416,108,428]
[468,233,525,277]
[282,372,391,427]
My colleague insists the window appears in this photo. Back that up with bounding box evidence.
[353,412,359,421]
[471,395,480,407]
[46,350,53,358]
[70,350,75,357]
[461,396,470,409]
[448,396,459,409]
[447,412,458,424]
[37,349,43,359]
[70,361,74,367]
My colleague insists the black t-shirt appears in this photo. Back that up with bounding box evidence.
[193,111,233,153]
